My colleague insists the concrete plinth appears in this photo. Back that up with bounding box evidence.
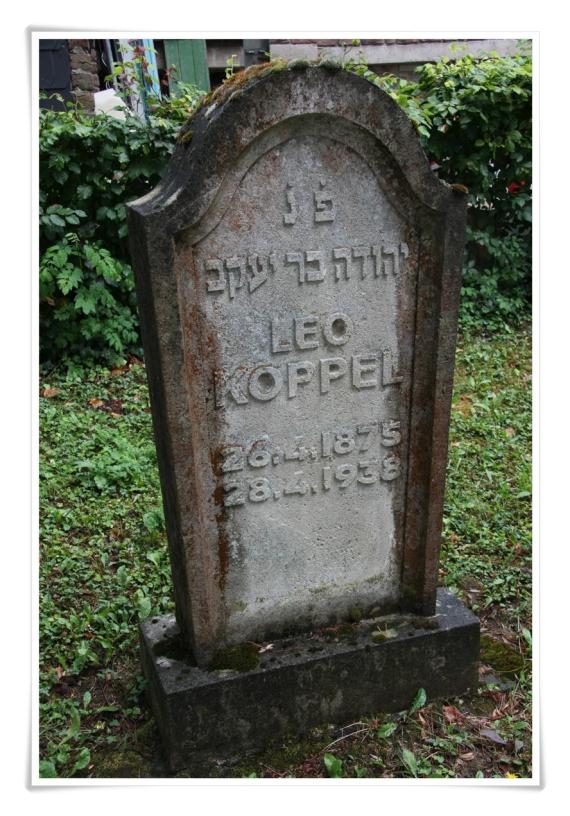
[139,589,479,771]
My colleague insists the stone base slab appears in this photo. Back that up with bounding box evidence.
[139,588,479,771]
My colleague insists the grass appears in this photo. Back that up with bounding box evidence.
[38,324,532,779]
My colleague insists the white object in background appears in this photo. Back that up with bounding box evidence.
[94,89,127,120]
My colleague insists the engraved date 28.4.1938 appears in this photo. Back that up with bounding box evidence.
[219,419,402,507]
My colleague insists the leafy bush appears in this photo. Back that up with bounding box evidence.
[351,46,532,326]
[40,233,138,366]
[39,89,202,368]
[40,49,531,367]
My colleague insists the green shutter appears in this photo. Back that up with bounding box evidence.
[164,39,210,95]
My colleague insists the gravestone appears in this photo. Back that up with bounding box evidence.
[128,63,479,770]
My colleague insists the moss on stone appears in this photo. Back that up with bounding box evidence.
[317,58,343,72]
[92,749,153,778]
[288,58,311,70]
[175,58,319,132]
[209,642,260,673]
[152,635,191,662]
[177,127,193,145]
[321,622,354,640]
[410,616,440,630]
[480,635,525,676]
[348,607,363,623]
[200,60,288,111]
[236,730,329,774]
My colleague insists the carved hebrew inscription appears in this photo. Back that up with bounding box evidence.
[203,243,409,297]
[184,132,416,630]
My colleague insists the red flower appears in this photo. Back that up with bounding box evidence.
[507,180,527,194]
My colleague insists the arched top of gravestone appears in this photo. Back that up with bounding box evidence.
[128,63,462,235]
[127,61,468,663]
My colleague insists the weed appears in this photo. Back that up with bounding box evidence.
[39,327,531,778]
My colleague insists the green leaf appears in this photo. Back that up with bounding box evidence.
[323,753,343,778]
[57,266,83,295]
[409,687,427,713]
[83,691,92,708]
[136,595,152,619]
[522,628,532,650]
[39,759,57,778]
[146,550,162,567]
[376,721,398,738]
[401,748,418,777]
[68,706,81,739]
[94,474,108,490]
[74,289,97,315]
[116,564,128,586]
[72,747,91,773]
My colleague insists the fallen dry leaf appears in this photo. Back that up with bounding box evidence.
[459,752,474,761]
[480,727,507,745]
[443,705,463,723]
[42,386,59,398]
[89,398,104,409]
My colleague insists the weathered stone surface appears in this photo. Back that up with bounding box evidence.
[71,70,99,91]
[128,64,468,667]
[139,588,479,771]
[68,39,99,109]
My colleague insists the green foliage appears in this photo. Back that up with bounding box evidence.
[401,747,418,777]
[376,721,398,739]
[442,327,532,620]
[41,49,531,366]
[40,233,138,366]
[39,327,531,778]
[348,46,532,326]
[39,83,203,367]
[39,362,173,776]
[148,81,206,124]
[409,687,427,714]
[323,753,343,777]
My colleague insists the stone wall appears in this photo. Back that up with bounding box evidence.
[68,39,100,111]
[269,39,521,81]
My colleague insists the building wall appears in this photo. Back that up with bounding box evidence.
[68,39,100,111]
[270,38,523,80]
